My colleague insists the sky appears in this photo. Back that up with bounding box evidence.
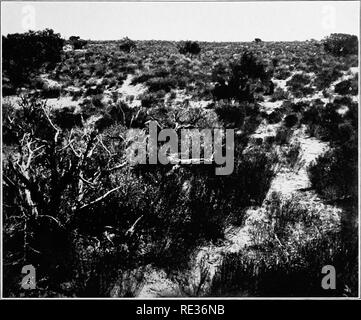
[1,1,360,42]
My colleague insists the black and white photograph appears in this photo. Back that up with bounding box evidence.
[1,0,360,299]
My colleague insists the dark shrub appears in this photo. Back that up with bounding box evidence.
[146,77,177,93]
[2,82,16,96]
[2,29,64,86]
[53,106,83,129]
[284,114,298,128]
[41,87,61,99]
[275,127,292,145]
[91,94,104,108]
[238,51,269,80]
[210,229,356,297]
[335,78,358,95]
[268,110,283,124]
[286,73,312,97]
[140,93,158,108]
[214,101,245,128]
[179,41,201,55]
[314,67,342,91]
[291,101,309,113]
[323,33,358,56]
[94,113,114,131]
[69,36,87,49]
[119,37,136,53]
[271,87,288,101]
[212,52,271,102]
[274,67,291,80]
[209,191,358,297]
[309,144,357,202]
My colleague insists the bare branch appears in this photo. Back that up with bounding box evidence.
[125,215,144,237]
[107,161,128,172]
[78,185,122,211]
[41,105,61,143]
[37,214,63,228]
[97,135,111,156]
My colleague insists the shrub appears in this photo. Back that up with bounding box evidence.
[308,144,357,202]
[91,94,104,108]
[212,52,271,102]
[323,33,358,56]
[271,87,289,101]
[209,193,358,297]
[69,36,87,49]
[274,67,291,80]
[119,37,136,53]
[335,78,358,95]
[275,127,292,145]
[140,93,158,108]
[283,141,301,169]
[284,113,298,128]
[146,77,177,93]
[314,67,342,91]
[42,87,61,99]
[53,106,83,129]
[267,109,283,124]
[286,73,313,97]
[214,100,246,128]
[210,230,356,296]
[178,41,201,55]
[2,29,64,86]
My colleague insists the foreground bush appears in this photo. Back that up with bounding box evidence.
[210,232,357,296]
[209,193,357,297]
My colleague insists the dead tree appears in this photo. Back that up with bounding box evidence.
[3,97,134,262]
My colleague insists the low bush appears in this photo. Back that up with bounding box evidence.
[275,127,292,145]
[119,37,136,53]
[214,100,246,128]
[284,113,299,128]
[178,41,201,55]
[286,73,314,97]
[308,144,357,203]
[314,67,342,91]
[212,52,271,102]
[267,109,283,124]
[270,87,289,101]
[209,193,358,297]
[53,106,83,129]
[335,77,358,95]
[69,36,87,49]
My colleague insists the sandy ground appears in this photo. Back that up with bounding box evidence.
[115,74,147,108]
